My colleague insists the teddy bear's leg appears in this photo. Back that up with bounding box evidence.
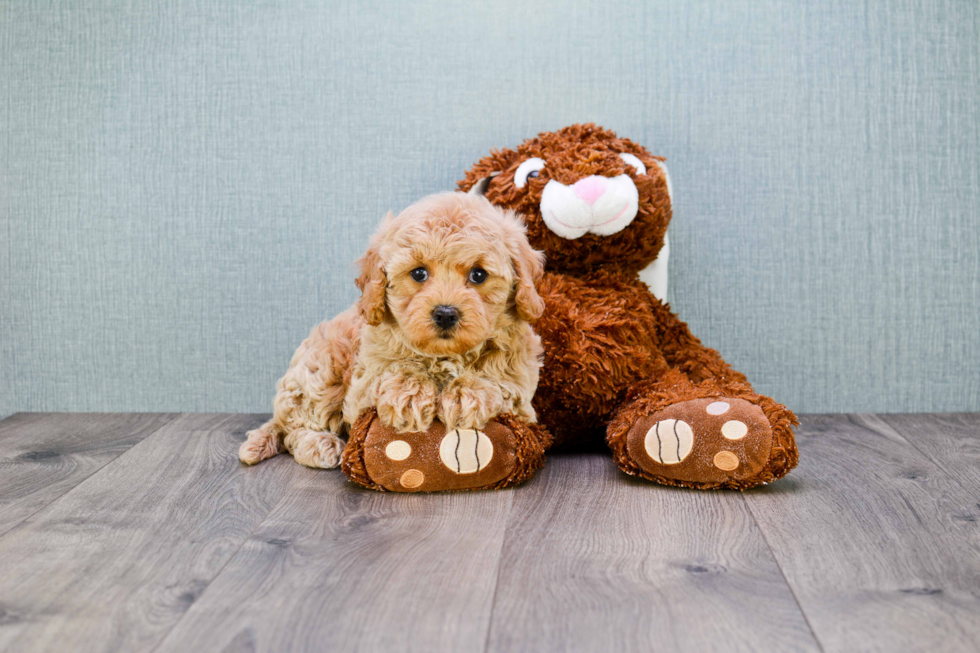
[341,408,551,492]
[606,368,799,490]
[603,303,800,490]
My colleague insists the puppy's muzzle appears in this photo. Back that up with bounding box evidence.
[432,305,460,332]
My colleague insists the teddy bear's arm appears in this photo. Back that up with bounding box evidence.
[650,301,750,390]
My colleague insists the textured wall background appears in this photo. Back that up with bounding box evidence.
[2,0,978,418]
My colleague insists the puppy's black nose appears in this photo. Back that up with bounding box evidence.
[432,305,460,330]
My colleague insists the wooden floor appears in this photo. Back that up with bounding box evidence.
[0,413,978,652]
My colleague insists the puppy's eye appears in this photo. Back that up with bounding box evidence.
[410,267,428,282]
[619,153,647,175]
[514,158,546,189]
[468,268,488,284]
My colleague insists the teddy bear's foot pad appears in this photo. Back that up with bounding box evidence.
[361,419,519,492]
[626,397,772,486]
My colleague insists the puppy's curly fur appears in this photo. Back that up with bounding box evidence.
[240,192,545,469]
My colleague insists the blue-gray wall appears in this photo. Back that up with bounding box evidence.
[2,0,978,418]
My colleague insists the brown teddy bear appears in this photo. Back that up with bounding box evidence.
[456,124,799,490]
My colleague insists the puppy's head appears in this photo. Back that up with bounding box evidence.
[355,192,544,356]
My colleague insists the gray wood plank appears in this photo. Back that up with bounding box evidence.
[0,413,300,653]
[745,414,980,653]
[877,413,980,490]
[0,412,178,537]
[484,453,820,653]
[153,472,515,653]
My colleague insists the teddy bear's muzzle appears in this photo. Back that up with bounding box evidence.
[540,174,639,240]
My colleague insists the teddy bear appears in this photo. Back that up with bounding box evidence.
[454,124,799,490]
[341,124,798,492]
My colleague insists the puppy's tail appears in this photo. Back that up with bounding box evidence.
[239,419,284,465]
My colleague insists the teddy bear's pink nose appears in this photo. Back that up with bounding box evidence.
[572,176,608,205]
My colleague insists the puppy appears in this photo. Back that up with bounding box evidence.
[240,192,545,469]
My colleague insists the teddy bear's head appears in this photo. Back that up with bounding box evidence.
[458,124,672,274]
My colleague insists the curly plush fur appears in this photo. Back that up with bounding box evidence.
[240,192,546,472]
[460,124,799,489]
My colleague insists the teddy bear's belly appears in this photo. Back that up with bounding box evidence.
[533,271,668,445]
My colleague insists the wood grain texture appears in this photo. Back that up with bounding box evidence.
[153,470,514,653]
[0,412,178,537]
[1,413,979,652]
[485,454,820,653]
[877,413,980,490]
[0,413,300,653]
[745,414,980,653]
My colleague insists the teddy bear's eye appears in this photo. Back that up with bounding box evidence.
[410,267,428,282]
[468,268,488,284]
[514,158,546,189]
[619,153,647,176]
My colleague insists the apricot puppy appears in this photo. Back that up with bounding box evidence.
[240,192,545,469]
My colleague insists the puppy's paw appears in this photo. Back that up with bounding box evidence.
[438,376,504,430]
[240,427,282,465]
[376,373,438,433]
[290,429,346,469]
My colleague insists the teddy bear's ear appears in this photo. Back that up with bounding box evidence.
[637,160,673,302]
[638,232,669,302]
[650,159,674,201]
[466,171,500,196]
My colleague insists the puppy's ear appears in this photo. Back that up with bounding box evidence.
[504,213,546,322]
[355,212,393,326]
